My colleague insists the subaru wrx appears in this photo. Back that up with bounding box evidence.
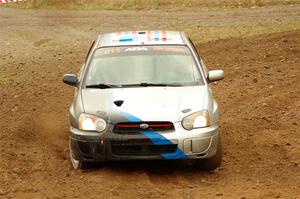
[63,31,224,170]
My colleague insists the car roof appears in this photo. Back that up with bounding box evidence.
[97,30,188,47]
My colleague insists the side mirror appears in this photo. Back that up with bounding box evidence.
[63,74,78,87]
[208,70,224,82]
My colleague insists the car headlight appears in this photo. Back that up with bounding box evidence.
[181,110,210,130]
[79,113,107,132]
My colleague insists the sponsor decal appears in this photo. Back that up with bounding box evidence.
[111,31,174,44]
[124,47,148,52]
[154,31,159,41]
[94,45,188,58]
[119,37,133,42]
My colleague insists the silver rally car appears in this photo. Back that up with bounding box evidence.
[63,31,224,170]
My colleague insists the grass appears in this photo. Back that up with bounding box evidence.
[4,0,300,10]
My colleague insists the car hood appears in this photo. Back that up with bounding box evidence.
[81,86,208,123]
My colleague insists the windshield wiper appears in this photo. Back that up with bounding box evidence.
[140,83,177,87]
[85,84,120,89]
[122,83,182,87]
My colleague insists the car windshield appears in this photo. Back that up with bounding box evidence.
[84,45,204,87]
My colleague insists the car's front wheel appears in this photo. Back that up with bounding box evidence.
[69,139,89,170]
[195,134,222,170]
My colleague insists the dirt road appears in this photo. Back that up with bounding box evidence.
[0,5,300,198]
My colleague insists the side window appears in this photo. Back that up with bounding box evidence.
[188,38,208,76]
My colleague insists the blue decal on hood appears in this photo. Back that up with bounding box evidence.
[121,112,187,159]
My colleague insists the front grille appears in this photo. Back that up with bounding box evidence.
[111,140,177,156]
[113,121,174,133]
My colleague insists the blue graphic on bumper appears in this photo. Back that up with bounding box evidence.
[140,131,187,159]
[161,148,187,159]
[122,112,187,159]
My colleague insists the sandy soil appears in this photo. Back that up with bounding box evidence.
[0,5,300,199]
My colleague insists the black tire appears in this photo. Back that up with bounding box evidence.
[69,139,89,170]
[195,134,222,171]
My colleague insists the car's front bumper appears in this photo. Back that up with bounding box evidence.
[69,123,220,162]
